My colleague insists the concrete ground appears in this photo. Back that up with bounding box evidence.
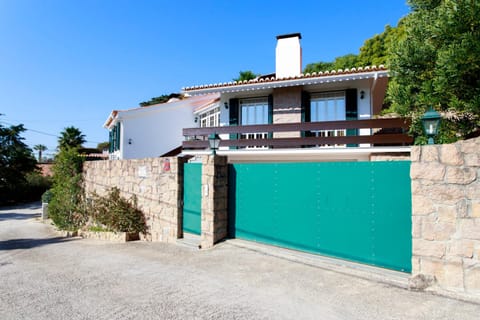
[1,204,479,320]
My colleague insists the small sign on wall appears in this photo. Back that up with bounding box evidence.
[138,166,147,178]
[163,159,171,172]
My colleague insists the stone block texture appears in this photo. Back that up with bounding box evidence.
[200,155,228,249]
[411,137,480,298]
[83,157,184,243]
[272,87,302,138]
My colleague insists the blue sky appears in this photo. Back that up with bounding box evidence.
[0,0,410,156]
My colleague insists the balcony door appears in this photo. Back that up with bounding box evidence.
[309,91,348,147]
[239,97,270,148]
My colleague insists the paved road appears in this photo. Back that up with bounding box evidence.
[1,204,479,320]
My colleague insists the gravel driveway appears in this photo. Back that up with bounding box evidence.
[1,203,479,320]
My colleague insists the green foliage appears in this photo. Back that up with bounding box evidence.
[139,93,183,107]
[233,70,258,82]
[48,147,86,230]
[387,0,480,142]
[96,141,110,152]
[58,126,86,150]
[304,61,334,74]
[0,120,38,205]
[23,172,52,202]
[331,54,360,70]
[88,188,147,233]
[304,22,404,74]
[304,54,361,73]
[88,225,110,232]
[41,189,53,203]
[358,23,405,67]
[303,54,358,73]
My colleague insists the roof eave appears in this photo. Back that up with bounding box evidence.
[183,70,389,96]
[103,110,118,129]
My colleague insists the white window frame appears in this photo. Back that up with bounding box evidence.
[310,91,346,147]
[199,106,220,128]
[240,97,269,149]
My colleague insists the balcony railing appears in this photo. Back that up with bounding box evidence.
[182,118,413,150]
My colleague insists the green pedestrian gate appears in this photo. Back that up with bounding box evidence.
[228,161,412,272]
[183,163,202,235]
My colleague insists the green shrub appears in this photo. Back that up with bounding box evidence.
[41,190,53,203]
[25,172,52,201]
[88,225,110,232]
[0,172,52,205]
[88,188,147,234]
[48,147,86,231]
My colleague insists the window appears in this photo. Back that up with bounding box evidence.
[199,107,220,128]
[240,97,269,148]
[240,97,269,126]
[310,91,346,146]
[310,91,346,122]
[109,122,121,152]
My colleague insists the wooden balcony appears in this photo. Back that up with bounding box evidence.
[182,118,413,150]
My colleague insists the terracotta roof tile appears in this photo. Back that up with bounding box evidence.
[182,65,387,92]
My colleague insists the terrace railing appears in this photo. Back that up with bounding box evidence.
[182,118,413,150]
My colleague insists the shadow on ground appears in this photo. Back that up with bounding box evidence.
[0,212,41,221]
[0,237,78,251]
[0,202,42,211]
[0,202,42,221]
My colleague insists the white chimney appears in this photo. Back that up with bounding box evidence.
[275,33,302,79]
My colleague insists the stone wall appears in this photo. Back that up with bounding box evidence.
[83,157,184,243]
[200,156,229,249]
[411,137,480,299]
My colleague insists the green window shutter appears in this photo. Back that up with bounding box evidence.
[267,94,273,139]
[112,125,117,151]
[345,88,358,147]
[116,123,121,151]
[267,94,273,124]
[229,98,239,149]
[109,130,113,153]
[301,91,311,137]
[229,98,239,126]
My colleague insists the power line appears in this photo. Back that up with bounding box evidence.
[0,120,103,144]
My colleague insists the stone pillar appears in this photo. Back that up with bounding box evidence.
[410,137,480,300]
[170,157,185,241]
[200,155,228,249]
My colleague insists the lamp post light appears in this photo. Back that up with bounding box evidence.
[208,132,221,155]
[421,107,442,145]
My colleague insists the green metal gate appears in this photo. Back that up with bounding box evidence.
[228,161,412,272]
[183,163,202,235]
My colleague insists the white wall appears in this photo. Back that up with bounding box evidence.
[118,104,196,159]
[276,36,302,79]
[357,86,372,147]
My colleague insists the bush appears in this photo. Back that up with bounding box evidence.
[0,172,52,205]
[25,172,52,201]
[41,190,53,203]
[48,148,86,230]
[47,147,146,234]
[88,188,147,234]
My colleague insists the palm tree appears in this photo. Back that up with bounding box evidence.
[33,144,47,162]
[233,70,258,82]
[58,126,86,150]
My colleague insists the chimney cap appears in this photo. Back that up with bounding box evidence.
[276,33,302,40]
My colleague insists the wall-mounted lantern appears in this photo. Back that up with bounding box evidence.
[224,102,229,109]
[360,90,365,99]
[208,132,221,155]
[421,107,442,145]
[128,138,133,145]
